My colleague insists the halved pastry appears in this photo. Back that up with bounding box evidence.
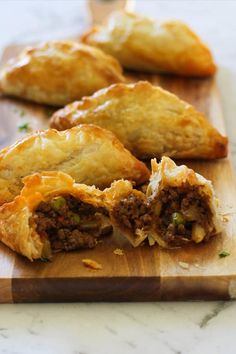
[0,171,112,261]
[50,81,227,160]
[0,124,149,205]
[146,157,221,248]
[104,180,151,247]
[81,11,216,77]
[0,41,125,106]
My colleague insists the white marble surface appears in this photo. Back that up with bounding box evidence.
[0,1,236,353]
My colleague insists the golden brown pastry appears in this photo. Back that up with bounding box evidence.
[0,124,149,205]
[146,157,221,247]
[104,179,151,247]
[0,171,112,261]
[81,11,216,77]
[104,157,222,248]
[50,81,227,160]
[0,41,125,106]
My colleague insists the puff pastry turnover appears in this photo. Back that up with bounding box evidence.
[146,157,221,247]
[104,179,150,247]
[104,157,221,248]
[51,81,227,160]
[0,171,112,261]
[81,11,216,77]
[0,124,149,205]
[0,41,125,106]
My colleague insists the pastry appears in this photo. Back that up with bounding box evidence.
[104,179,151,247]
[50,81,227,160]
[0,124,149,205]
[146,157,221,247]
[81,11,216,76]
[0,41,125,106]
[104,157,221,248]
[0,171,112,261]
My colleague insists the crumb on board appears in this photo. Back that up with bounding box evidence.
[222,215,230,223]
[178,261,189,270]
[113,248,124,256]
[82,259,102,270]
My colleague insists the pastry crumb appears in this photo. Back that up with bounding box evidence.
[178,261,189,270]
[222,215,230,222]
[82,259,102,270]
[113,248,124,256]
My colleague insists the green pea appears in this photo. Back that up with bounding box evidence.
[71,213,81,224]
[80,220,99,230]
[50,196,66,211]
[171,212,185,225]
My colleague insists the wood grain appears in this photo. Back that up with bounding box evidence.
[0,45,236,302]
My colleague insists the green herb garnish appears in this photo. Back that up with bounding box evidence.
[20,110,25,117]
[40,257,49,262]
[219,250,230,258]
[18,122,30,132]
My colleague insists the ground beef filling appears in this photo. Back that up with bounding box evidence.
[34,195,112,252]
[156,186,213,246]
[112,193,152,232]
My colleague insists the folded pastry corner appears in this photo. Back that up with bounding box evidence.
[50,81,228,160]
[81,11,216,77]
[0,171,112,261]
[104,180,152,247]
[0,124,150,205]
[0,41,125,106]
[146,157,221,248]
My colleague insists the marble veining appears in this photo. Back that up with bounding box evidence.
[0,1,236,353]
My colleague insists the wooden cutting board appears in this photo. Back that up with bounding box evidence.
[0,27,236,303]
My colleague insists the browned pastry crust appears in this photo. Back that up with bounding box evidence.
[50,81,227,160]
[81,11,216,77]
[0,41,125,106]
[146,157,222,248]
[0,171,109,261]
[0,124,150,205]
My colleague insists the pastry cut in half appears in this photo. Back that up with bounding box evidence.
[104,179,151,247]
[50,81,228,160]
[0,124,149,205]
[0,41,125,106]
[0,171,112,261]
[104,157,221,248]
[146,157,222,248]
[81,11,216,77]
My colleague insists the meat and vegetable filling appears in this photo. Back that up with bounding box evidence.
[34,195,112,253]
[153,186,214,246]
[112,193,152,233]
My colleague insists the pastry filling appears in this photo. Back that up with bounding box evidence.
[34,195,112,254]
[112,193,152,233]
[154,186,214,246]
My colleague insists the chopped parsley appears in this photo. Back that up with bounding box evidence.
[218,250,230,258]
[18,122,30,132]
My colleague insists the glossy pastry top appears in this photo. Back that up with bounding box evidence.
[0,124,150,205]
[50,81,227,160]
[81,11,216,76]
[0,41,125,106]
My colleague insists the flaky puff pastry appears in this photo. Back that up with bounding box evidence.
[0,41,125,106]
[0,124,149,205]
[50,81,227,160]
[81,11,216,77]
[104,180,150,247]
[146,157,222,248]
[0,171,106,261]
